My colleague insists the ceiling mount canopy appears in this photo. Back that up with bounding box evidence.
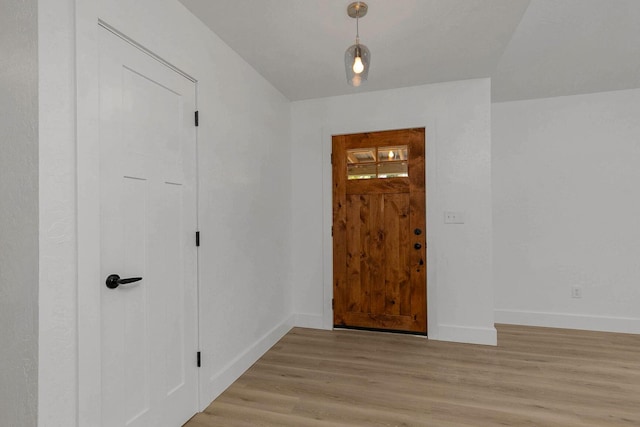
[347,1,367,19]
[345,2,370,87]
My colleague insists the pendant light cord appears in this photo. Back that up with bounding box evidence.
[356,5,360,44]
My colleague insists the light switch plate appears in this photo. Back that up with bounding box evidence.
[444,211,465,224]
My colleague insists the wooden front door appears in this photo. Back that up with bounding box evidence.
[332,128,426,334]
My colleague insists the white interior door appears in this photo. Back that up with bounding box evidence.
[99,27,198,427]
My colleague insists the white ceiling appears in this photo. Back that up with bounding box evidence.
[179,0,640,102]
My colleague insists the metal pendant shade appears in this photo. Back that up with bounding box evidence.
[345,2,370,87]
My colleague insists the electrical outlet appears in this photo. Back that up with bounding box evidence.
[571,286,582,298]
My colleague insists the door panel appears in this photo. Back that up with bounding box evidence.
[333,128,426,334]
[99,27,198,427]
[122,176,150,423]
[382,193,411,317]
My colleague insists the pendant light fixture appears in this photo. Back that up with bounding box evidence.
[345,2,370,87]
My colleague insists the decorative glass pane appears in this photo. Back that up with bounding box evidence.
[348,163,377,180]
[378,146,408,162]
[378,161,408,178]
[347,149,376,164]
[345,145,409,180]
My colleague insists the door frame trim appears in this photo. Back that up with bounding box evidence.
[98,20,196,83]
[76,17,200,425]
[321,120,439,338]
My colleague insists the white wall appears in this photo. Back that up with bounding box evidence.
[38,0,78,425]
[39,0,293,425]
[291,79,496,345]
[0,1,39,425]
[493,89,640,333]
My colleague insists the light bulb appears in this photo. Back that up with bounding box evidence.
[388,150,394,159]
[352,56,364,74]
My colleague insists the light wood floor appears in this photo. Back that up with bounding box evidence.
[184,325,640,426]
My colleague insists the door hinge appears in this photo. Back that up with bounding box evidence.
[332,298,335,310]
[196,231,200,247]
[194,111,199,127]
[330,152,333,164]
[197,351,201,367]
[331,226,334,237]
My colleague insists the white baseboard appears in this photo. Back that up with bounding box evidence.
[294,313,325,329]
[434,324,497,346]
[201,314,295,409]
[495,309,640,334]
[294,314,498,346]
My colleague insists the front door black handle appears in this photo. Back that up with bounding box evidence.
[106,274,142,289]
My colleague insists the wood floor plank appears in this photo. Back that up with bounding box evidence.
[184,325,640,426]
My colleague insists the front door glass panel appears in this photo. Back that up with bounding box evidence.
[347,145,408,180]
